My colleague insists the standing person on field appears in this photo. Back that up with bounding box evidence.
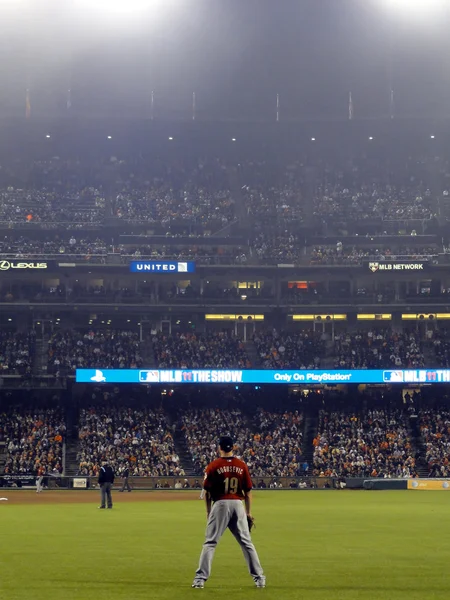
[36,466,45,494]
[120,466,131,492]
[192,436,266,589]
[98,459,115,509]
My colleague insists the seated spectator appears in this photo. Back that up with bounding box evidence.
[1,408,65,474]
[313,409,416,478]
[0,331,35,375]
[253,329,326,369]
[334,329,424,369]
[419,409,450,477]
[153,332,250,368]
[180,406,303,478]
[77,406,183,477]
[47,330,143,374]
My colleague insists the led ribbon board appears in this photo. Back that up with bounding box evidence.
[76,368,450,384]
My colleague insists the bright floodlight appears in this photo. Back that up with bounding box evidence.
[46,134,51,139]
[369,136,373,140]
[77,0,156,14]
[231,138,236,142]
[107,135,112,139]
[311,137,316,141]
[430,135,435,139]
[381,0,448,19]
[168,137,173,141]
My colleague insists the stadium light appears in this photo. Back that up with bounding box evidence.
[168,136,173,141]
[76,0,158,14]
[107,135,112,139]
[380,0,448,21]
[430,135,436,139]
[231,138,236,142]
[46,134,51,139]
[369,136,374,140]
[311,137,316,141]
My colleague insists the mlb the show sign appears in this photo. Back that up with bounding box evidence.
[130,261,196,273]
[368,262,426,273]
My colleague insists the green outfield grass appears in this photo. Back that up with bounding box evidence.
[1,491,450,600]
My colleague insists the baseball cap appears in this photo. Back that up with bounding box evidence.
[219,436,234,452]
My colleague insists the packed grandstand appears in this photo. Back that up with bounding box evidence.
[0,128,450,486]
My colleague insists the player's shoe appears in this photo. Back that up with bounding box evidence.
[191,580,205,588]
[98,506,105,509]
[254,577,266,588]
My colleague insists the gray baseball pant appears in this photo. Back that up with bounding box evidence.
[100,482,113,508]
[121,477,131,492]
[194,499,265,582]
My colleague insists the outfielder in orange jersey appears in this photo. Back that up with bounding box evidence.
[192,436,266,589]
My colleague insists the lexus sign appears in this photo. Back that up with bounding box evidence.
[0,261,48,271]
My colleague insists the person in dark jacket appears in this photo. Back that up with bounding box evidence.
[120,466,132,492]
[98,459,115,509]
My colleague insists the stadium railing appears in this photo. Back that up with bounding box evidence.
[0,475,376,490]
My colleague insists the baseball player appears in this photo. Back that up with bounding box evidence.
[36,466,45,493]
[191,435,265,589]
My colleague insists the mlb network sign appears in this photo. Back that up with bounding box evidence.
[77,368,450,385]
[368,262,426,273]
[130,261,196,273]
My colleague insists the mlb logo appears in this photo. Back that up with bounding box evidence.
[369,262,379,273]
[383,370,404,383]
[139,370,160,383]
[178,262,188,272]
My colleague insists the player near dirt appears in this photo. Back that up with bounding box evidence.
[192,436,266,589]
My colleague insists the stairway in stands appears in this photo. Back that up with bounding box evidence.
[140,337,156,368]
[164,405,198,476]
[64,405,80,476]
[173,430,197,476]
[302,415,318,475]
[409,414,429,477]
[65,442,79,476]
[0,442,6,474]
[244,341,259,367]
[32,336,48,376]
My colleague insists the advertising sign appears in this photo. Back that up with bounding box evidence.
[77,368,450,385]
[367,262,427,273]
[129,261,195,273]
[407,480,450,490]
[0,260,48,271]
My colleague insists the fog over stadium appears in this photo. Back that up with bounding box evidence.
[1,2,450,599]
[1,0,450,120]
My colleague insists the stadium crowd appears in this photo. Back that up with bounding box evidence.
[254,330,326,369]
[153,332,251,368]
[180,407,304,477]
[0,408,65,475]
[333,330,425,369]
[309,245,438,266]
[0,331,35,375]
[312,409,417,478]
[419,409,450,477]
[77,406,183,477]
[0,186,105,227]
[47,330,143,374]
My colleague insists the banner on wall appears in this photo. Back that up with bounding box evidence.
[407,480,450,491]
[76,368,450,385]
[366,261,428,273]
[73,478,88,489]
[0,260,49,272]
[129,261,195,273]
